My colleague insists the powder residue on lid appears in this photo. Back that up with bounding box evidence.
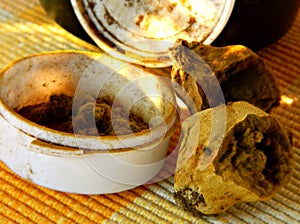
[84,0,225,51]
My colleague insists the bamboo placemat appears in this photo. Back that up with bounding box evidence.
[0,0,299,223]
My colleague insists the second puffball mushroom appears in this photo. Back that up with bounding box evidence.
[174,101,293,215]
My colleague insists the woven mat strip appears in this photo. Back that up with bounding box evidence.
[0,164,100,223]
[0,1,99,71]
[0,0,300,223]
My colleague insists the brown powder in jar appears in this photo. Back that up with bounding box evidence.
[15,93,149,136]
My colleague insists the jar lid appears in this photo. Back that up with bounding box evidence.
[71,0,235,67]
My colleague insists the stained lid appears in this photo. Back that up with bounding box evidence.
[71,0,235,67]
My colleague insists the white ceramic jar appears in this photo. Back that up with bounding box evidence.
[0,51,178,194]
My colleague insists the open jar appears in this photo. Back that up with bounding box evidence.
[0,51,178,194]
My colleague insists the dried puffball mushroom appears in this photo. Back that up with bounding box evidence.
[169,40,281,114]
[174,101,293,215]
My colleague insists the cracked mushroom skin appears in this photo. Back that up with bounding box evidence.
[174,101,293,215]
[169,40,281,114]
